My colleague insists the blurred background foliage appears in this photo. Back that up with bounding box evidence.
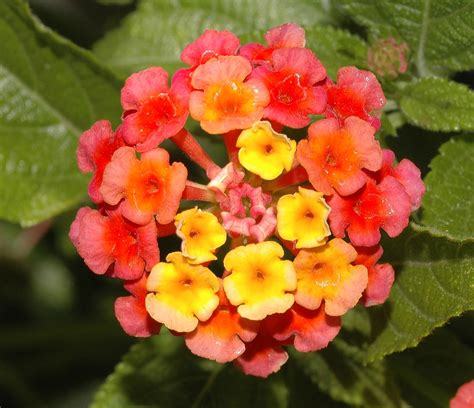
[0,0,473,407]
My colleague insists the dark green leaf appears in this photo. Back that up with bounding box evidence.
[416,136,474,241]
[0,0,122,226]
[400,77,474,132]
[93,0,333,77]
[305,25,368,79]
[389,328,474,407]
[91,332,288,408]
[364,227,474,361]
[340,0,474,76]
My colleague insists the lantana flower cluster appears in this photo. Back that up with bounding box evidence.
[70,24,425,377]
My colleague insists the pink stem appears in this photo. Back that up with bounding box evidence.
[269,165,308,191]
[277,236,299,256]
[223,130,240,164]
[171,129,220,178]
[156,222,176,238]
[182,181,215,202]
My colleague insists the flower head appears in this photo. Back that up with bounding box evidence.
[293,238,368,316]
[277,187,331,248]
[237,121,296,180]
[451,380,474,408]
[189,56,270,134]
[175,207,227,264]
[297,117,382,195]
[146,252,220,332]
[223,241,296,320]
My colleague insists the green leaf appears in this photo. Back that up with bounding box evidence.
[389,328,474,407]
[364,227,474,362]
[91,332,288,408]
[340,0,474,76]
[304,26,368,79]
[93,0,333,77]
[0,0,122,226]
[415,136,474,241]
[291,340,401,407]
[400,77,474,132]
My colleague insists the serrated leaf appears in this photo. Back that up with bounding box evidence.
[340,0,474,75]
[93,0,333,77]
[389,328,474,407]
[415,136,474,241]
[91,332,288,408]
[0,0,122,226]
[291,340,401,407]
[364,227,474,362]
[400,78,474,132]
[304,26,368,79]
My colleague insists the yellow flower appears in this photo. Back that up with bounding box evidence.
[237,121,296,180]
[145,252,220,332]
[277,187,331,248]
[175,207,227,264]
[293,238,368,316]
[223,241,296,320]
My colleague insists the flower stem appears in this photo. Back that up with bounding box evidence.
[182,181,215,202]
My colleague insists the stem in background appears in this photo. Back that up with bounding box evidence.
[12,220,52,259]
[182,181,215,202]
[223,130,240,164]
[171,129,220,178]
[265,165,308,192]
[276,235,299,256]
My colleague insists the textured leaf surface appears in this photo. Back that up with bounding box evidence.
[364,227,474,362]
[416,136,474,241]
[93,0,333,77]
[305,26,368,79]
[389,328,474,407]
[292,340,401,407]
[400,78,474,132]
[340,0,474,75]
[91,332,288,408]
[0,0,122,226]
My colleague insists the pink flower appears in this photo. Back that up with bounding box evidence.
[77,120,124,203]
[69,206,159,280]
[121,67,189,152]
[451,380,474,408]
[325,67,385,130]
[250,48,327,128]
[100,146,187,225]
[115,275,161,337]
[240,23,306,65]
[328,176,412,247]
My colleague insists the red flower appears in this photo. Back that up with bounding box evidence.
[451,380,474,408]
[76,120,124,203]
[328,176,412,247]
[250,48,326,128]
[297,117,382,195]
[325,67,385,130]
[240,23,305,65]
[355,245,395,306]
[121,67,189,152]
[69,206,159,280]
[115,275,161,337]
[100,146,187,225]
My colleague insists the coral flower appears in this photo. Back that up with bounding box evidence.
[114,274,161,337]
[69,207,159,280]
[325,66,385,130]
[223,241,296,320]
[237,121,296,180]
[121,67,189,152]
[100,146,187,225]
[250,48,327,128]
[328,177,412,247]
[185,286,259,363]
[146,252,220,332]
[297,117,382,196]
[293,238,368,316]
[277,187,331,248]
[175,207,227,264]
[451,380,474,408]
[239,23,306,64]
[77,120,125,203]
[189,55,270,134]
